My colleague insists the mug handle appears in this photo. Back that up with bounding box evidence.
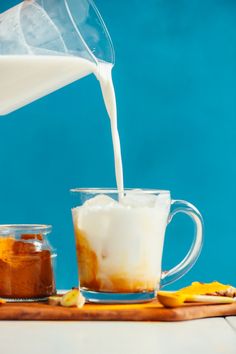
[161,199,204,287]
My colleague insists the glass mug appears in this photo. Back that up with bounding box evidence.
[71,189,203,303]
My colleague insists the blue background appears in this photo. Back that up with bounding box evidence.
[0,0,235,290]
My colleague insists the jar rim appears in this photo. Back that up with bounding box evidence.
[0,224,52,235]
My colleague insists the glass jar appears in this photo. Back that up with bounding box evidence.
[0,224,56,301]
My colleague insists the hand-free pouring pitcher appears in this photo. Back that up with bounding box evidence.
[0,0,114,115]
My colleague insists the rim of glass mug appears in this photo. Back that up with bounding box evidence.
[70,188,170,194]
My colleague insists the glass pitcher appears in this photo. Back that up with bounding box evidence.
[0,0,114,115]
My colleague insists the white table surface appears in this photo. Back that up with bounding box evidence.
[0,317,236,354]
[226,316,236,332]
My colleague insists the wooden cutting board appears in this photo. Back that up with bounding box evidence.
[0,300,236,321]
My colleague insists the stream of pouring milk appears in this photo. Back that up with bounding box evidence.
[96,63,124,197]
[0,55,124,195]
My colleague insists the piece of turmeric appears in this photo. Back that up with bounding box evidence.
[175,281,234,296]
[158,281,236,308]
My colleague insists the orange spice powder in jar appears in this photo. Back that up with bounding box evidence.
[0,225,56,300]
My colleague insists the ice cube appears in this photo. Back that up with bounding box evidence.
[83,194,117,208]
[121,190,158,208]
[154,193,171,213]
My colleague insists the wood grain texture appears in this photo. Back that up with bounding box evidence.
[0,301,236,321]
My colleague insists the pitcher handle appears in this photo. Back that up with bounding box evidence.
[161,200,204,287]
